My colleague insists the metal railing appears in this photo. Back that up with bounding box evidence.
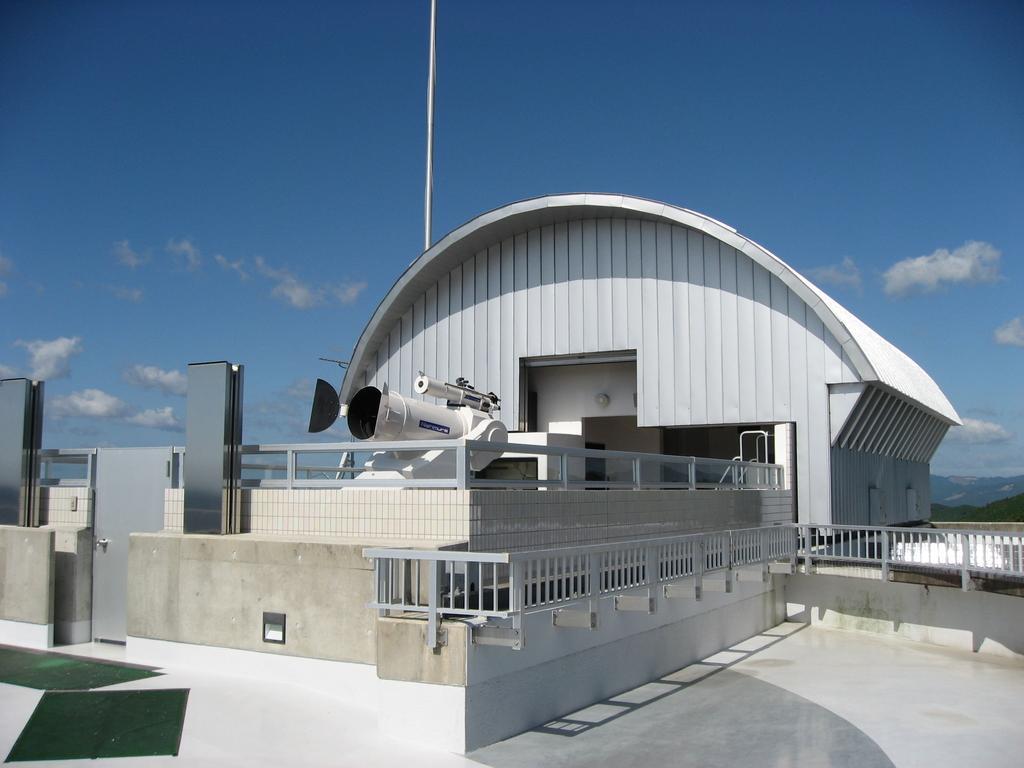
[366,522,1024,649]
[798,523,1024,587]
[37,448,96,488]
[232,439,784,491]
[366,525,797,649]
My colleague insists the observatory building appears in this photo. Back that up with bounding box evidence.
[5,194,1017,762]
[341,193,960,526]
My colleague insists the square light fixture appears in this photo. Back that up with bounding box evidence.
[263,612,286,644]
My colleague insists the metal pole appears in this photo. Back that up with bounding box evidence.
[423,0,437,251]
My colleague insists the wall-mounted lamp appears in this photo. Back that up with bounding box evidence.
[594,393,610,408]
[263,612,286,644]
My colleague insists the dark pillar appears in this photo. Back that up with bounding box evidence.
[0,378,44,526]
[183,362,243,534]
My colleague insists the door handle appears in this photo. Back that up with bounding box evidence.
[95,538,111,551]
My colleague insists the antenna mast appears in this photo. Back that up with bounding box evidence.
[424,0,437,252]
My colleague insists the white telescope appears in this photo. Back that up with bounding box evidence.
[342,377,507,483]
[413,374,499,413]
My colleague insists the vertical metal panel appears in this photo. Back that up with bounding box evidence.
[0,378,43,527]
[412,296,425,392]
[735,252,756,423]
[769,274,790,417]
[582,219,598,352]
[596,219,613,346]
[448,265,463,379]
[641,220,659,424]
[787,288,809,441]
[823,325,844,383]
[184,362,243,535]
[513,233,528,427]
[462,257,475,382]
[752,263,773,421]
[554,222,569,356]
[719,246,740,423]
[625,219,643,348]
[499,239,514,412]
[423,286,437,392]
[541,225,556,356]
[568,220,584,353]
[527,228,541,356]
[687,229,707,423]
[475,250,488,389]
[804,313,829,523]
[487,245,501,395]
[611,218,628,350]
[831,445,930,525]
[656,222,675,425]
[671,225,691,424]
[387,321,401,393]
[400,308,413,390]
[703,235,723,424]
[435,274,449,390]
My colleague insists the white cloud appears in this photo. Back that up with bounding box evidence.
[255,257,323,309]
[109,285,144,303]
[50,388,182,431]
[14,336,82,380]
[946,418,1013,445]
[994,316,1024,348]
[125,406,181,430]
[807,257,861,292]
[124,364,188,396]
[214,254,250,280]
[113,240,148,269]
[167,238,202,271]
[0,363,17,378]
[331,280,368,305]
[51,388,129,419]
[882,241,1001,297]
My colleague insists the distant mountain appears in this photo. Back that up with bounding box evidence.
[932,492,1024,523]
[930,474,1024,507]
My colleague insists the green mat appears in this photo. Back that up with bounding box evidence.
[0,646,160,691]
[6,689,189,762]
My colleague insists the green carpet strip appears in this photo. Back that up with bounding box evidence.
[0,646,159,691]
[6,689,189,762]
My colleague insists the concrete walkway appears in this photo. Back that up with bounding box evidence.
[1,625,1021,766]
[470,623,1024,768]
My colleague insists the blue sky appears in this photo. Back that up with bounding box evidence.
[1,0,1021,476]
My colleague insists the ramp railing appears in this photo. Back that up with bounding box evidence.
[366,523,1024,649]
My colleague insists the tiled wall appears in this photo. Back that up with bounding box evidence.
[468,489,794,551]
[164,488,471,541]
[163,487,793,550]
[38,487,93,527]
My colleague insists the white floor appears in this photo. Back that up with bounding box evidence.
[1,626,1022,767]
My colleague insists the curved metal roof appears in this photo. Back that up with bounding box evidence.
[341,194,960,424]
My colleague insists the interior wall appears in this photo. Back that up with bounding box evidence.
[582,415,661,453]
[528,361,637,435]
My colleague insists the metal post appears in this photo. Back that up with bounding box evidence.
[960,533,971,592]
[286,449,295,491]
[423,0,438,251]
[880,529,889,582]
[427,559,442,648]
[455,444,467,489]
[633,457,641,489]
[560,452,570,490]
[511,560,525,650]
[688,459,695,490]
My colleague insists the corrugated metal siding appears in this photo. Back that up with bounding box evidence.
[362,216,861,524]
[830,446,931,525]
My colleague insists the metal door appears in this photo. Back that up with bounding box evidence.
[92,447,171,642]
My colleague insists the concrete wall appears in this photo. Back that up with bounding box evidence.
[376,576,786,752]
[164,488,793,552]
[0,525,54,647]
[46,526,92,644]
[127,532,462,664]
[785,573,1024,659]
